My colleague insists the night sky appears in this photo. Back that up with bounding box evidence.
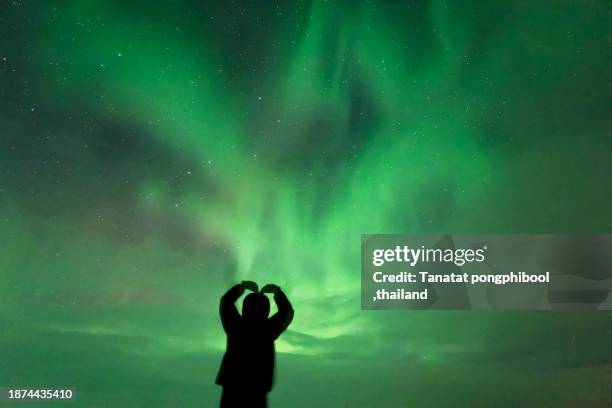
[1,1,611,407]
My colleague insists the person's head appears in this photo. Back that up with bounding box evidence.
[242,292,270,320]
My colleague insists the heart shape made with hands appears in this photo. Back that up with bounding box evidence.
[241,281,280,295]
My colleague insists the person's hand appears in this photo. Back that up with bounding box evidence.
[260,284,280,294]
[241,280,259,293]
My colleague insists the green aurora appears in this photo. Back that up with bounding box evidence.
[1,1,611,407]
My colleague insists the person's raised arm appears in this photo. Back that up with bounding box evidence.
[220,281,258,334]
[261,284,294,339]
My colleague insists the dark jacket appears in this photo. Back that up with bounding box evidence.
[215,285,294,392]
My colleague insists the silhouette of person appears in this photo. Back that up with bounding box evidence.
[216,281,294,407]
